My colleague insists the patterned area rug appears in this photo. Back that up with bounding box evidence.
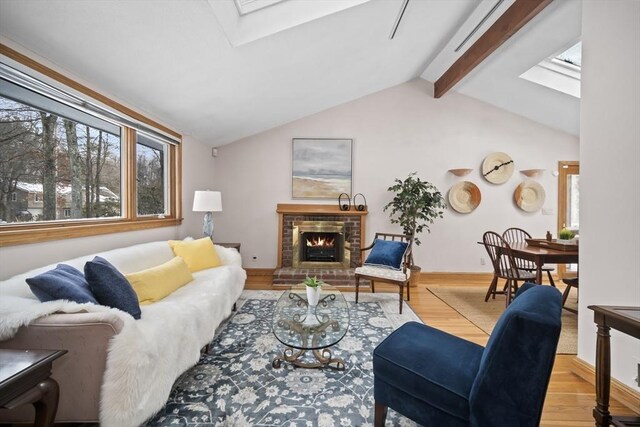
[146,290,421,426]
[427,285,578,354]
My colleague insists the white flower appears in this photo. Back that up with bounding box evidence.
[224,410,253,427]
[318,413,335,427]
[326,395,355,408]
[180,365,222,391]
[230,363,243,372]
[247,374,259,383]
[220,337,235,346]
[232,387,259,405]
[368,317,391,328]
[340,418,352,426]
[286,370,328,396]
[248,357,267,371]
[265,385,279,397]
[353,378,364,386]
[232,313,256,324]
[254,335,278,355]
[216,384,232,396]
[362,361,373,371]
[338,336,363,352]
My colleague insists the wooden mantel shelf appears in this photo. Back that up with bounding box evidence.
[276,203,368,216]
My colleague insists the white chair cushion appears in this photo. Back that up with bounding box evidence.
[355,265,409,281]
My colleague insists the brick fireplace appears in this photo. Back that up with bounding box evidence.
[274,204,367,286]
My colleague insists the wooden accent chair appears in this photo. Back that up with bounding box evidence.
[482,231,536,307]
[561,276,579,313]
[355,233,413,314]
[373,283,562,427]
[502,227,557,287]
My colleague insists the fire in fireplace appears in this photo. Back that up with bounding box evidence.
[303,232,339,262]
[292,221,350,268]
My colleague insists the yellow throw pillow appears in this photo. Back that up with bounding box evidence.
[126,257,193,305]
[168,237,221,272]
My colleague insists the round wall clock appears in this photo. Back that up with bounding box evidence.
[514,180,546,212]
[448,181,481,213]
[482,152,514,184]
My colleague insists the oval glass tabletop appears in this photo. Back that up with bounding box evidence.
[272,284,350,351]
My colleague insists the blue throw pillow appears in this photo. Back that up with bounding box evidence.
[84,256,141,319]
[364,239,409,270]
[26,264,98,304]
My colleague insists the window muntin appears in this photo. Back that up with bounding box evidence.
[136,133,168,216]
[0,95,122,224]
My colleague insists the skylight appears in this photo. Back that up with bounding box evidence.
[519,41,582,98]
[234,0,286,16]
[554,42,582,67]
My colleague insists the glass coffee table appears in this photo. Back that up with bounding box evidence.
[271,284,350,370]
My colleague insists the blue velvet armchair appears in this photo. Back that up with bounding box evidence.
[373,283,562,427]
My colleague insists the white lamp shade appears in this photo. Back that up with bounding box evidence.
[193,191,222,212]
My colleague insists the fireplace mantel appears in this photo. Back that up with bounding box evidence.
[276,203,368,270]
[276,204,368,216]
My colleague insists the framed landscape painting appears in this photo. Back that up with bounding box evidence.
[292,138,353,199]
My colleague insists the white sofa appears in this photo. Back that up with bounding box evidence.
[0,239,246,427]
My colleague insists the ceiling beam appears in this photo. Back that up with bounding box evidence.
[434,0,554,99]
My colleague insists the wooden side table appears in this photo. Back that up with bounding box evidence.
[588,305,640,427]
[0,349,67,426]
[216,242,241,253]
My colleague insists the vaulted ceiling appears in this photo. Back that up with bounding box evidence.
[0,0,581,146]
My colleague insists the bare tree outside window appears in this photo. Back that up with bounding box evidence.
[137,141,166,216]
[0,96,121,224]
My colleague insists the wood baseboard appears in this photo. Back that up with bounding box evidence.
[247,270,560,285]
[571,356,640,413]
[423,272,494,283]
[245,268,276,281]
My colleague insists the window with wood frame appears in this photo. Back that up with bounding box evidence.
[0,44,182,246]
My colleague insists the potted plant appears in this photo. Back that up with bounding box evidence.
[557,228,576,244]
[304,276,323,306]
[384,172,446,285]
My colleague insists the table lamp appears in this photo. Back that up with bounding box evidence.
[193,190,222,238]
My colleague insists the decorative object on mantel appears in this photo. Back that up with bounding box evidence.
[448,181,481,213]
[520,169,545,177]
[353,193,367,211]
[338,193,351,211]
[448,168,473,177]
[292,138,353,199]
[482,152,514,184]
[514,180,545,212]
[192,190,222,238]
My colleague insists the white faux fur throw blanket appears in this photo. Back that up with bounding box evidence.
[0,262,246,427]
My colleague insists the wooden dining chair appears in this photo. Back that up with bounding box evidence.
[503,227,557,287]
[561,276,579,313]
[354,233,413,314]
[482,231,536,307]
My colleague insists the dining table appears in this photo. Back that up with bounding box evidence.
[507,242,578,284]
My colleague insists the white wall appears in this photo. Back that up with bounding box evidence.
[578,1,640,390]
[213,78,579,271]
[0,135,215,279]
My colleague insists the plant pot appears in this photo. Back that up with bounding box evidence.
[409,265,422,288]
[306,286,321,306]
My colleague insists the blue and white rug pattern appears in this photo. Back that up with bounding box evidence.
[146,290,420,426]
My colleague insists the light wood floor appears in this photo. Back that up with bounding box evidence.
[246,276,639,426]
